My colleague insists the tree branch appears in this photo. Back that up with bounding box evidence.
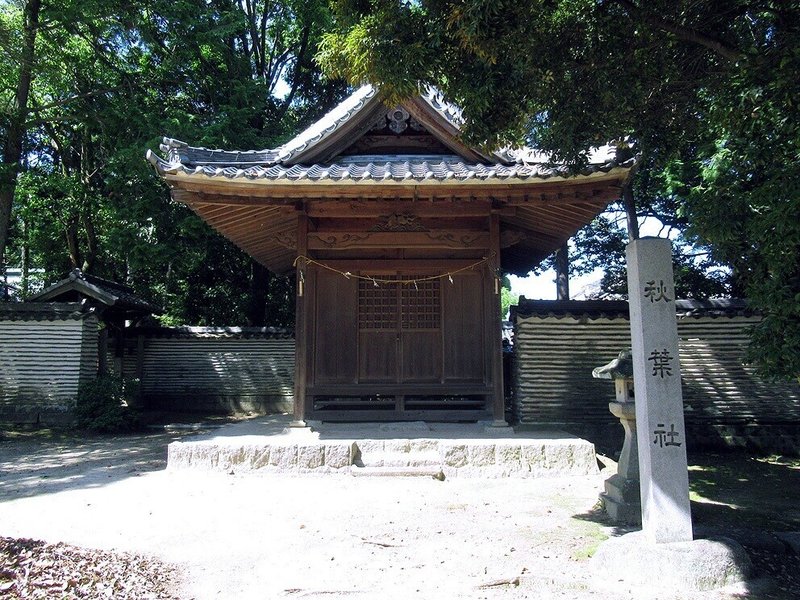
[610,0,745,62]
[27,87,122,113]
[276,25,310,117]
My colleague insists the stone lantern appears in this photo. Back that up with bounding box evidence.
[592,350,641,524]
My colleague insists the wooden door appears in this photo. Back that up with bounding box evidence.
[442,272,485,382]
[358,281,398,382]
[399,279,441,382]
[313,269,358,383]
[312,268,486,389]
[358,275,442,383]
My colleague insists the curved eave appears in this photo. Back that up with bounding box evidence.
[148,151,633,189]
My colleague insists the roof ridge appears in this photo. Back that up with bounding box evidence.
[147,86,635,174]
[275,85,379,164]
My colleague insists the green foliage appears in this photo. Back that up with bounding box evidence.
[686,37,800,380]
[1,0,346,325]
[320,0,800,379]
[556,205,732,300]
[74,375,140,433]
[500,275,518,319]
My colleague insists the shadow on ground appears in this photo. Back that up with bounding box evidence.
[688,452,800,532]
[573,451,800,599]
[0,414,241,501]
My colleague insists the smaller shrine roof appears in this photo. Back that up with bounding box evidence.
[0,301,95,322]
[29,269,159,316]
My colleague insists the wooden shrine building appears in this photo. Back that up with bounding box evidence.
[148,86,634,424]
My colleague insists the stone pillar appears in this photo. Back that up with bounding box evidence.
[626,238,692,544]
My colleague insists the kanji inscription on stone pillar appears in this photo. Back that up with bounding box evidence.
[626,237,693,543]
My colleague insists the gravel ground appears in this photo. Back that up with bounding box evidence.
[0,427,797,599]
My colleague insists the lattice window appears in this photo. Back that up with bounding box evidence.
[358,277,398,329]
[358,275,441,331]
[400,278,440,330]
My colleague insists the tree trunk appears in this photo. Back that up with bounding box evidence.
[555,242,570,300]
[21,218,30,297]
[66,217,82,269]
[622,183,639,241]
[247,260,271,326]
[0,0,41,271]
[82,210,98,273]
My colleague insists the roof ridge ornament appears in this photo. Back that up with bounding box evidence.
[388,107,410,133]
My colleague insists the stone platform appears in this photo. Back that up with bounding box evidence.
[166,415,598,478]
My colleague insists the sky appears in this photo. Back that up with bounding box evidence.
[508,269,601,301]
[508,218,674,301]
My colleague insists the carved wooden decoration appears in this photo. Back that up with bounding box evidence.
[500,229,527,249]
[425,232,486,248]
[307,231,490,250]
[371,213,428,232]
[273,231,297,249]
[309,233,372,249]
[368,106,427,135]
[388,107,410,133]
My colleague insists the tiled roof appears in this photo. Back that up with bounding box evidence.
[148,152,630,184]
[276,85,379,163]
[0,301,95,322]
[30,269,160,315]
[148,86,633,184]
[513,298,754,320]
[158,85,379,169]
[129,325,293,339]
[421,88,463,127]
[160,138,281,168]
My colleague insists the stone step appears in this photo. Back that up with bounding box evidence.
[351,465,445,479]
[357,451,441,468]
[166,423,600,478]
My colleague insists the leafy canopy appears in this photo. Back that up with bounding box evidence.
[1,0,346,326]
[319,1,800,380]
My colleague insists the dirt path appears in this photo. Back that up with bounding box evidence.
[0,428,796,599]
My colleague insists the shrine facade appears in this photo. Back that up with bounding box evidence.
[148,86,633,423]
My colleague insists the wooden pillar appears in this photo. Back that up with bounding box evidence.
[488,212,506,425]
[555,242,570,300]
[291,212,309,427]
[97,327,108,375]
[114,318,125,377]
[135,334,145,380]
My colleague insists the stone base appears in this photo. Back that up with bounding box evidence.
[600,473,641,525]
[167,426,599,478]
[600,493,641,525]
[592,531,753,592]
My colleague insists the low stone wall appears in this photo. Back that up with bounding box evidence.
[512,299,800,456]
[120,326,295,415]
[0,303,98,425]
